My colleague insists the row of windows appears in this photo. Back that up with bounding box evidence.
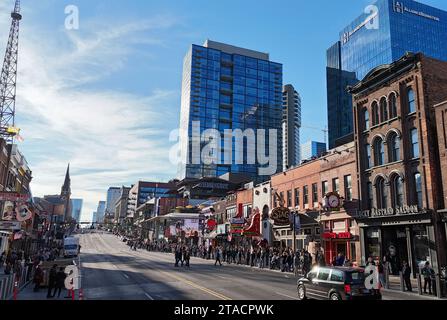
[365,129,419,168]
[367,173,422,209]
[362,88,416,130]
[276,176,353,208]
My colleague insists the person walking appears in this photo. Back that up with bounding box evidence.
[184,248,191,268]
[422,261,435,295]
[33,263,44,292]
[215,246,222,266]
[47,264,58,298]
[53,267,66,298]
[174,246,181,267]
[402,260,412,292]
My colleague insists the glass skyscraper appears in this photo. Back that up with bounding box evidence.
[300,141,327,162]
[327,0,447,149]
[70,199,83,223]
[178,40,283,182]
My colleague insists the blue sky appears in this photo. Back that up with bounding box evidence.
[0,0,445,220]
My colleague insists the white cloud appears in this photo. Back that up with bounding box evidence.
[0,4,182,220]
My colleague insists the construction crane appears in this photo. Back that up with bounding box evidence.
[0,0,22,143]
[301,124,328,145]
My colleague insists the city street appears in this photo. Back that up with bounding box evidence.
[76,231,439,301]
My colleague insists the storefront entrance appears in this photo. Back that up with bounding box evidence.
[363,224,432,276]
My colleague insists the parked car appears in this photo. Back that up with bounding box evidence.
[297,266,382,300]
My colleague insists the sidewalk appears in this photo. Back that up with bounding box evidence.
[16,282,77,301]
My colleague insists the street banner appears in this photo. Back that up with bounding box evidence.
[0,192,30,202]
[2,201,15,221]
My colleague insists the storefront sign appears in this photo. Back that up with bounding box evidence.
[0,192,30,202]
[358,205,421,219]
[0,221,21,230]
[322,232,337,239]
[270,207,291,226]
[337,232,352,239]
[322,232,352,240]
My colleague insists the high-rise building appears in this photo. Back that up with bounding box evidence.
[96,201,106,224]
[105,187,121,220]
[301,141,327,161]
[70,199,83,223]
[178,40,283,183]
[282,84,301,170]
[92,212,97,224]
[327,0,447,149]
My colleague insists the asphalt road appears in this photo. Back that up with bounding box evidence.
[78,231,440,301]
[79,231,300,300]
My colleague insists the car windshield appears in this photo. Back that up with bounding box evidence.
[345,271,365,285]
[64,244,78,250]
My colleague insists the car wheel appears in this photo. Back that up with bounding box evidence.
[297,285,307,300]
[330,293,341,301]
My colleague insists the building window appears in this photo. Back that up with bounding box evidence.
[280,192,285,206]
[374,137,385,166]
[376,177,388,209]
[388,132,401,162]
[372,101,379,125]
[344,175,352,201]
[294,188,300,207]
[363,108,370,130]
[365,143,372,169]
[408,88,416,113]
[410,128,419,158]
[303,186,309,205]
[312,183,318,204]
[332,178,339,194]
[287,190,292,208]
[389,93,397,118]
[367,182,373,209]
[322,181,329,197]
[391,175,404,208]
[380,97,388,122]
[414,173,423,209]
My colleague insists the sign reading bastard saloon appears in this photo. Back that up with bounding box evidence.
[270,207,291,226]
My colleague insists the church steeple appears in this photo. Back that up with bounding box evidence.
[61,163,71,196]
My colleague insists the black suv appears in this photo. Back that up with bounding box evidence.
[297,266,382,300]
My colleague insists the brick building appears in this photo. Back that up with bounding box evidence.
[271,142,360,264]
[350,52,447,275]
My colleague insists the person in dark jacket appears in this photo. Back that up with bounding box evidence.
[402,260,412,292]
[33,264,44,292]
[184,248,191,268]
[53,267,67,298]
[47,264,58,298]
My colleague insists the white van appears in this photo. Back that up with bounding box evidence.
[64,236,80,258]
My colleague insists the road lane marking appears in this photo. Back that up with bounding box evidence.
[122,273,129,279]
[144,292,154,300]
[275,292,299,300]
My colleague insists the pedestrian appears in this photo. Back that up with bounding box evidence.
[335,252,345,266]
[184,248,191,268]
[422,261,435,295]
[33,263,44,292]
[402,260,412,292]
[53,267,67,298]
[215,246,222,266]
[47,264,58,298]
[0,251,5,270]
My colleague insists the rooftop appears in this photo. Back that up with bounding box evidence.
[203,39,270,61]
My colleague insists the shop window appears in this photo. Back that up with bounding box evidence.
[304,228,312,235]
